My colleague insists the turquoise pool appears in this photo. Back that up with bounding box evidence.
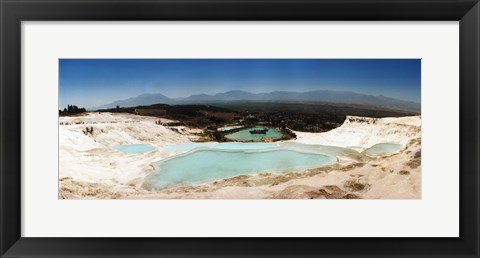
[144,141,404,190]
[113,144,155,154]
[144,147,336,190]
[224,127,283,142]
[159,142,279,153]
[362,143,403,156]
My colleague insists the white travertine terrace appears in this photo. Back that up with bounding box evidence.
[59,113,421,199]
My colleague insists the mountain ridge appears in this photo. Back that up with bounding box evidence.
[93,90,420,112]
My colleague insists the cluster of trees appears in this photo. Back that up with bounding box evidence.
[209,115,226,124]
[59,105,86,116]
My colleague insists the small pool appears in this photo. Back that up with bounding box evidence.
[362,143,403,156]
[113,144,155,154]
[224,127,283,142]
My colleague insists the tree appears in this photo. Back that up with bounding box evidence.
[60,104,86,116]
[212,131,222,141]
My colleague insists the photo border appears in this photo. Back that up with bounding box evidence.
[1,0,478,257]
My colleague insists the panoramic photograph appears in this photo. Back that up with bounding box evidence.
[59,59,421,199]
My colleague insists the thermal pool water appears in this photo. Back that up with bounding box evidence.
[113,142,403,190]
[145,142,354,190]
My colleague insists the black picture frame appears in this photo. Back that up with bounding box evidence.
[1,0,479,257]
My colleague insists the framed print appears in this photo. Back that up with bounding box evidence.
[0,0,479,257]
[57,58,422,200]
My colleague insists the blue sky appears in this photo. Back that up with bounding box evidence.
[59,59,421,109]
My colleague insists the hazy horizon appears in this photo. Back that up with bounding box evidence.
[59,59,421,109]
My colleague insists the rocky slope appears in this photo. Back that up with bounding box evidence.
[59,113,194,186]
[294,115,421,149]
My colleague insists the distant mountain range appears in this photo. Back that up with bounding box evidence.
[93,90,420,112]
